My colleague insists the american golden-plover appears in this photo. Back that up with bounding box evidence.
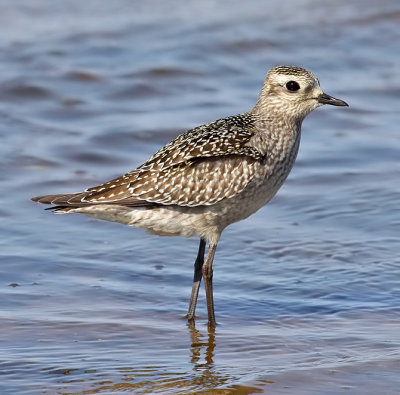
[32,65,348,327]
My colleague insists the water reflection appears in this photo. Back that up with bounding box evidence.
[188,321,215,368]
[186,323,263,393]
[60,323,262,394]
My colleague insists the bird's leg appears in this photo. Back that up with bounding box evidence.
[202,242,218,327]
[187,238,206,321]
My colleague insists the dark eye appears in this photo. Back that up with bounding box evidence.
[286,81,300,91]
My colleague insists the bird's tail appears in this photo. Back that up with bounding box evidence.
[31,193,82,205]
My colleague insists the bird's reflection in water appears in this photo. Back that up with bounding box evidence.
[188,321,216,368]
[186,322,264,393]
[187,320,230,390]
[54,322,264,393]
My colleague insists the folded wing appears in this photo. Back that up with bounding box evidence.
[32,114,266,208]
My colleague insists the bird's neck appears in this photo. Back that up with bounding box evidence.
[249,103,303,141]
[252,97,304,125]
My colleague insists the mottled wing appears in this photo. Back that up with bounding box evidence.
[136,114,264,172]
[124,155,260,206]
[34,114,265,207]
[80,114,264,207]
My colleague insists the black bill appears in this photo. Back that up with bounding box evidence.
[318,92,348,106]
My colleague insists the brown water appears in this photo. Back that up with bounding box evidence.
[1,0,400,393]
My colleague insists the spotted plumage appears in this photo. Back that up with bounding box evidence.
[85,113,265,206]
[34,113,266,208]
[31,65,348,326]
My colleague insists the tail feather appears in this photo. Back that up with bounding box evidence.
[31,193,156,208]
[31,193,84,206]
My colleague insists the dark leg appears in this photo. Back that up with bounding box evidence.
[187,238,206,321]
[202,242,218,327]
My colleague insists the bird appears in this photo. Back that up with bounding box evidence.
[31,65,348,327]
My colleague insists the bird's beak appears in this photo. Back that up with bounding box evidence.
[318,92,348,106]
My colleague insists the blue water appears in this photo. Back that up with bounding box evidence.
[1,0,399,393]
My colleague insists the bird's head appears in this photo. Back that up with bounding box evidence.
[255,65,348,121]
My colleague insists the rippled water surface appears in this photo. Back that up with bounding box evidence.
[1,0,400,393]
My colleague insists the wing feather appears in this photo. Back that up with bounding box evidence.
[32,113,265,208]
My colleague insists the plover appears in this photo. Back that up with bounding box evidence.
[32,65,348,327]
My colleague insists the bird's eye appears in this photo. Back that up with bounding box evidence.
[286,81,300,92]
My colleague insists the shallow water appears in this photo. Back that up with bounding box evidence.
[1,0,400,393]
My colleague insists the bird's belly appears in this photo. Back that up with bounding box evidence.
[66,186,272,244]
[68,204,223,242]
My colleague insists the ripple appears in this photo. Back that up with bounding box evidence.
[125,66,205,79]
[64,70,102,82]
[0,82,53,100]
[1,0,399,394]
